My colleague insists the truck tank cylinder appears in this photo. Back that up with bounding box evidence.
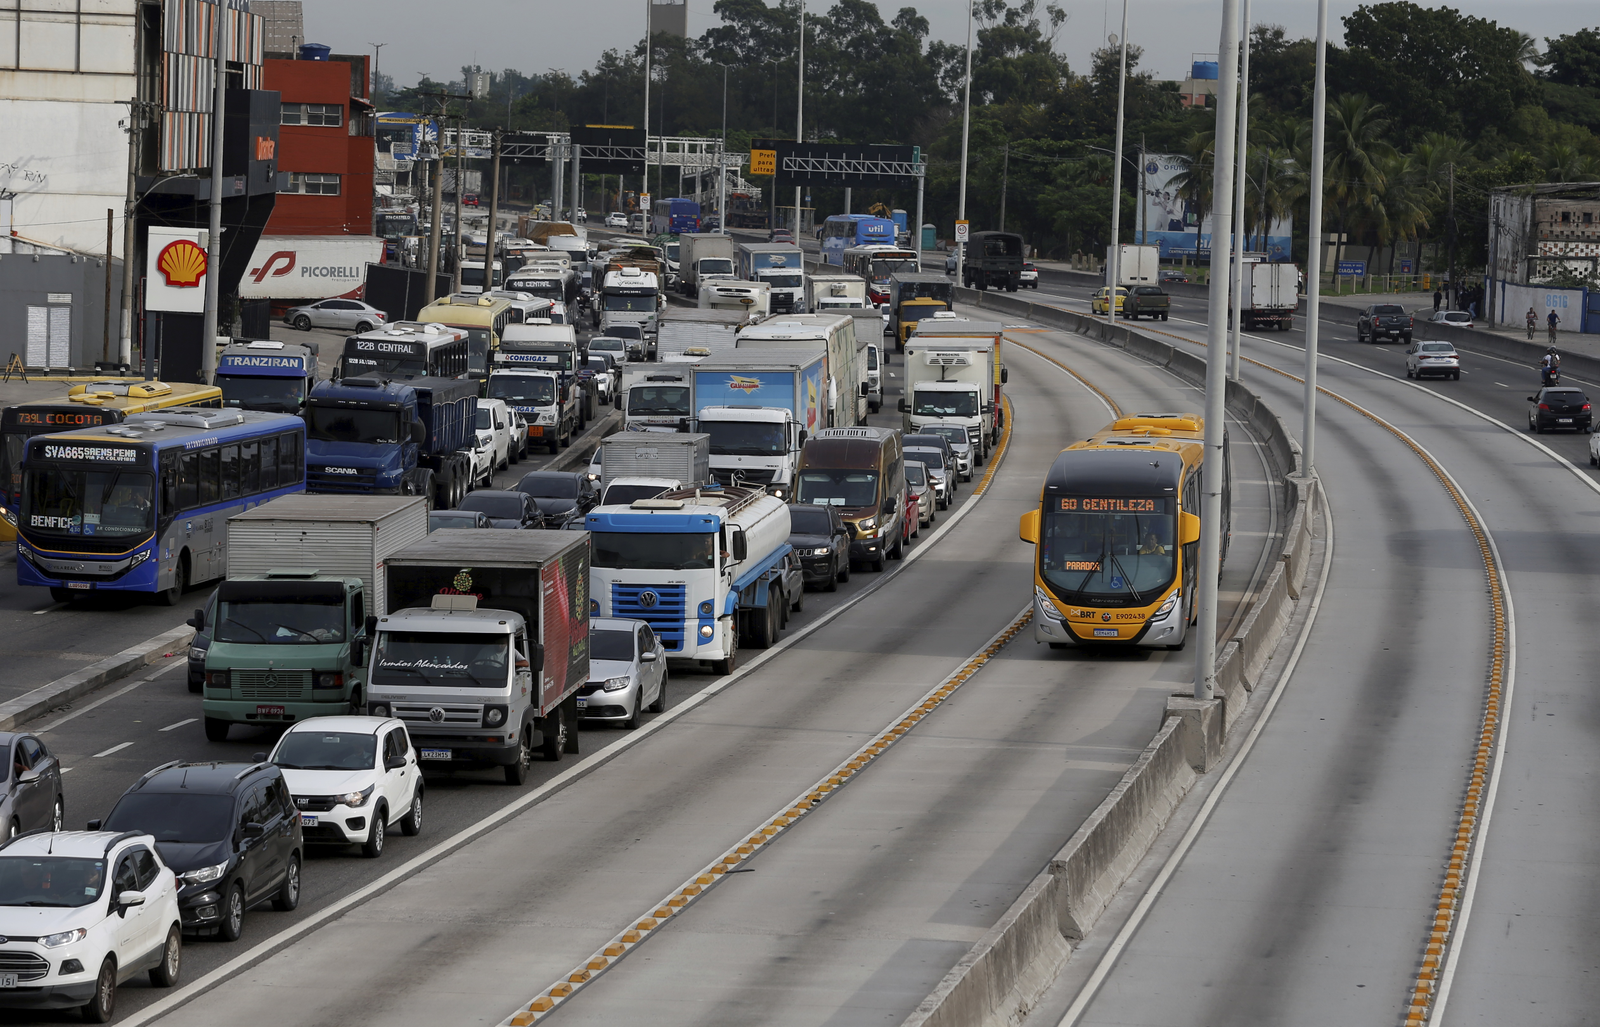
[725,494,793,569]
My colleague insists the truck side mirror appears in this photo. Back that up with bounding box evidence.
[1000,367,1009,384]
[365,615,379,637]
[731,531,748,561]
[898,398,908,413]
[532,642,545,673]
[797,430,808,448]
[859,381,869,396]
[187,608,206,631]
[351,638,366,666]
[410,420,426,444]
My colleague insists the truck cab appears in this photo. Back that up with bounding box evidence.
[696,404,807,498]
[623,373,693,433]
[601,266,662,338]
[215,340,318,413]
[887,273,956,351]
[304,376,477,509]
[486,369,573,454]
[195,570,368,740]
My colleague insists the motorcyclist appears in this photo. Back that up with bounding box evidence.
[1542,346,1561,386]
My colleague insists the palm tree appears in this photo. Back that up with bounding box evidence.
[1368,153,1432,276]
[1322,94,1395,270]
[1545,144,1599,183]
[1242,143,1305,254]
[1164,129,1215,264]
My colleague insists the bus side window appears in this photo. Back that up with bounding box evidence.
[259,437,278,490]
[240,440,260,495]
[279,432,303,485]
[198,448,220,505]
[177,452,199,510]
[219,444,240,499]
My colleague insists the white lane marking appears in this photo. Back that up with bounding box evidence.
[114,395,1022,1027]
[160,718,197,732]
[32,603,66,616]
[35,662,181,734]
[92,742,133,758]
[1055,485,1337,1027]
[60,767,73,774]
[1494,382,1507,387]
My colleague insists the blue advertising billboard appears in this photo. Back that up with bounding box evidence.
[1136,154,1293,261]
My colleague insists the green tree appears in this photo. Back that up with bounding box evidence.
[1323,94,1396,267]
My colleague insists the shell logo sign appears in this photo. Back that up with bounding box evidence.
[156,239,208,288]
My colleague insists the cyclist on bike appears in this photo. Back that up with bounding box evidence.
[1526,307,1538,340]
[1548,309,1561,342]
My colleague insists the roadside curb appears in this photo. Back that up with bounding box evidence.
[548,409,621,471]
[0,624,195,731]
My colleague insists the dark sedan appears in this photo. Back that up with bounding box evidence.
[787,503,850,591]
[1527,387,1592,433]
[0,733,65,838]
[458,490,544,528]
[514,470,600,520]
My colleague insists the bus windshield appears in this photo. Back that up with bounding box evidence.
[306,406,403,445]
[590,531,716,571]
[22,467,154,539]
[488,376,556,406]
[874,259,918,277]
[1040,496,1176,603]
[796,469,879,508]
[217,375,305,413]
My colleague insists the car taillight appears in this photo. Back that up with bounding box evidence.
[1540,403,1551,410]
[1584,404,1592,411]
[1408,317,1414,327]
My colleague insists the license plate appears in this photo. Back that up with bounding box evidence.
[300,815,316,827]
[528,426,544,437]
[256,704,286,716]
[575,697,587,709]
[66,581,91,590]
[419,748,452,761]
[1093,628,1119,637]
[1560,418,1573,423]
[0,973,16,988]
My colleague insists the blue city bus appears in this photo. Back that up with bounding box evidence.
[16,407,306,605]
[820,215,897,265]
[651,198,701,235]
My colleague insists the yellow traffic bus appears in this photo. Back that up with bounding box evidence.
[1018,413,1229,650]
[1,380,223,540]
[417,293,515,380]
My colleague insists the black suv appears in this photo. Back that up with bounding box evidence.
[787,503,850,591]
[92,761,302,941]
[1357,303,1413,343]
[1527,387,1592,433]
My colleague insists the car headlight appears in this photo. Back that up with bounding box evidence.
[602,676,631,692]
[484,705,507,726]
[812,547,832,557]
[178,861,229,888]
[339,785,375,809]
[700,624,715,638]
[189,646,206,661]
[1154,591,1180,618]
[858,517,877,532]
[41,928,87,949]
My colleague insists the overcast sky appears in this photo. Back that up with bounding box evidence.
[304,0,1598,95]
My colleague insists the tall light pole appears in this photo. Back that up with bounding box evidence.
[369,42,387,103]
[1195,0,1241,704]
[1104,2,1130,330]
[793,0,805,236]
[1226,0,1250,382]
[643,0,652,210]
[719,63,731,235]
[955,0,974,288]
[200,0,228,382]
[1303,0,1328,477]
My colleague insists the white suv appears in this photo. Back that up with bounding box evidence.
[0,831,182,1022]
[267,717,423,858]
[475,398,517,473]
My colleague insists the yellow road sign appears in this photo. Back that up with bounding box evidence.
[750,149,777,176]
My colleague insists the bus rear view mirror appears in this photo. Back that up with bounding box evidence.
[1018,509,1039,544]
[1179,511,1201,546]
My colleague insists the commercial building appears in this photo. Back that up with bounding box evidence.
[1486,183,1600,333]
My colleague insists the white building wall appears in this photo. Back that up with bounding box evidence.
[0,0,138,256]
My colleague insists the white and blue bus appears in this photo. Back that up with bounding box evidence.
[820,215,897,265]
[652,198,701,235]
[16,407,306,605]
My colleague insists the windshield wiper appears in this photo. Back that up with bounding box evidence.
[1074,529,1109,594]
[221,618,266,643]
[1106,551,1144,605]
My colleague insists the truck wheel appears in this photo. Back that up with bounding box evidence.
[560,425,572,449]
[538,710,566,763]
[748,587,778,649]
[711,630,739,675]
[415,470,436,511]
[432,468,452,509]
[506,727,533,782]
[204,717,229,742]
[548,431,560,455]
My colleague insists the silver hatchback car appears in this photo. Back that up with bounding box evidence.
[578,618,668,728]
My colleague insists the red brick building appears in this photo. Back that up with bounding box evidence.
[262,53,374,237]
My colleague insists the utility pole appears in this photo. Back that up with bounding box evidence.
[486,129,502,294]
[955,0,974,288]
[1227,0,1251,382]
[570,142,582,227]
[1303,0,1328,478]
[118,99,143,369]
[103,209,113,366]
[1446,163,1457,309]
[794,0,805,237]
[452,116,464,292]
[1138,135,1146,245]
[369,42,386,103]
[1105,1,1129,331]
[417,91,471,301]
[998,142,1009,232]
[643,0,652,148]
[1196,0,1241,704]
[200,0,229,383]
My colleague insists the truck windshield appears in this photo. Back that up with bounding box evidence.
[590,531,716,570]
[306,406,403,445]
[218,375,305,413]
[704,421,786,456]
[765,274,803,288]
[487,376,556,406]
[628,386,690,415]
[700,258,734,276]
[796,470,879,508]
[914,390,979,417]
[601,483,670,505]
[22,468,153,539]
[605,295,656,312]
[273,731,376,770]
[1040,497,1176,603]
[372,632,510,687]
[216,582,346,644]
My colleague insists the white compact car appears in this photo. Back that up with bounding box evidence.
[0,831,182,1022]
[475,398,518,472]
[268,717,423,859]
[578,618,668,728]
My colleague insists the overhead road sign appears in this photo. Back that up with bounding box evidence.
[569,126,647,174]
[754,141,923,189]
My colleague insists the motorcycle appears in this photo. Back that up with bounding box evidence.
[1541,364,1561,387]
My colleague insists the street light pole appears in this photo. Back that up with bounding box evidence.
[200,0,228,383]
[1105,1,1130,330]
[1195,0,1241,703]
[720,64,729,235]
[794,0,805,237]
[369,42,386,103]
[1227,0,1250,382]
[955,0,974,288]
[1303,0,1328,477]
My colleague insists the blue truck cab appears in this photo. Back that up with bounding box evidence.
[214,340,319,413]
[303,375,478,510]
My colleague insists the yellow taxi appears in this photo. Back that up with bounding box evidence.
[1090,286,1129,315]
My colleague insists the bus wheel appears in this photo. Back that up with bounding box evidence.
[159,556,188,608]
[49,587,76,604]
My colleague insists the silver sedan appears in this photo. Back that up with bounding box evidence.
[578,618,668,728]
[283,298,387,333]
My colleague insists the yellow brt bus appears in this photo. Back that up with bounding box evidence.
[1018,413,1229,650]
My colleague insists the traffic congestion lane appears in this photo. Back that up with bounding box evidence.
[129,315,1286,1027]
[547,322,1285,1026]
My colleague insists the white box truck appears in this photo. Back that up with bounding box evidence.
[807,274,870,314]
[678,234,738,296]
[1105,243,1160,286]
[600,431,712,486]
[903,317,1008,458]
[691,349,828,497]
[736,314,867,430]
[737,243,807,312]
[1239,261,1299,330]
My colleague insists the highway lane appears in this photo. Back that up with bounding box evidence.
[1022,289,1600,1024]
[107,314,1284,1027]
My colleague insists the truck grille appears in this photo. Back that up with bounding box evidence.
[714,467,776,486]
[391,702,483,727]
[0,951,50,982]
[611,583,686,651]
[235,670,313,699]
[307,468,379,492]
